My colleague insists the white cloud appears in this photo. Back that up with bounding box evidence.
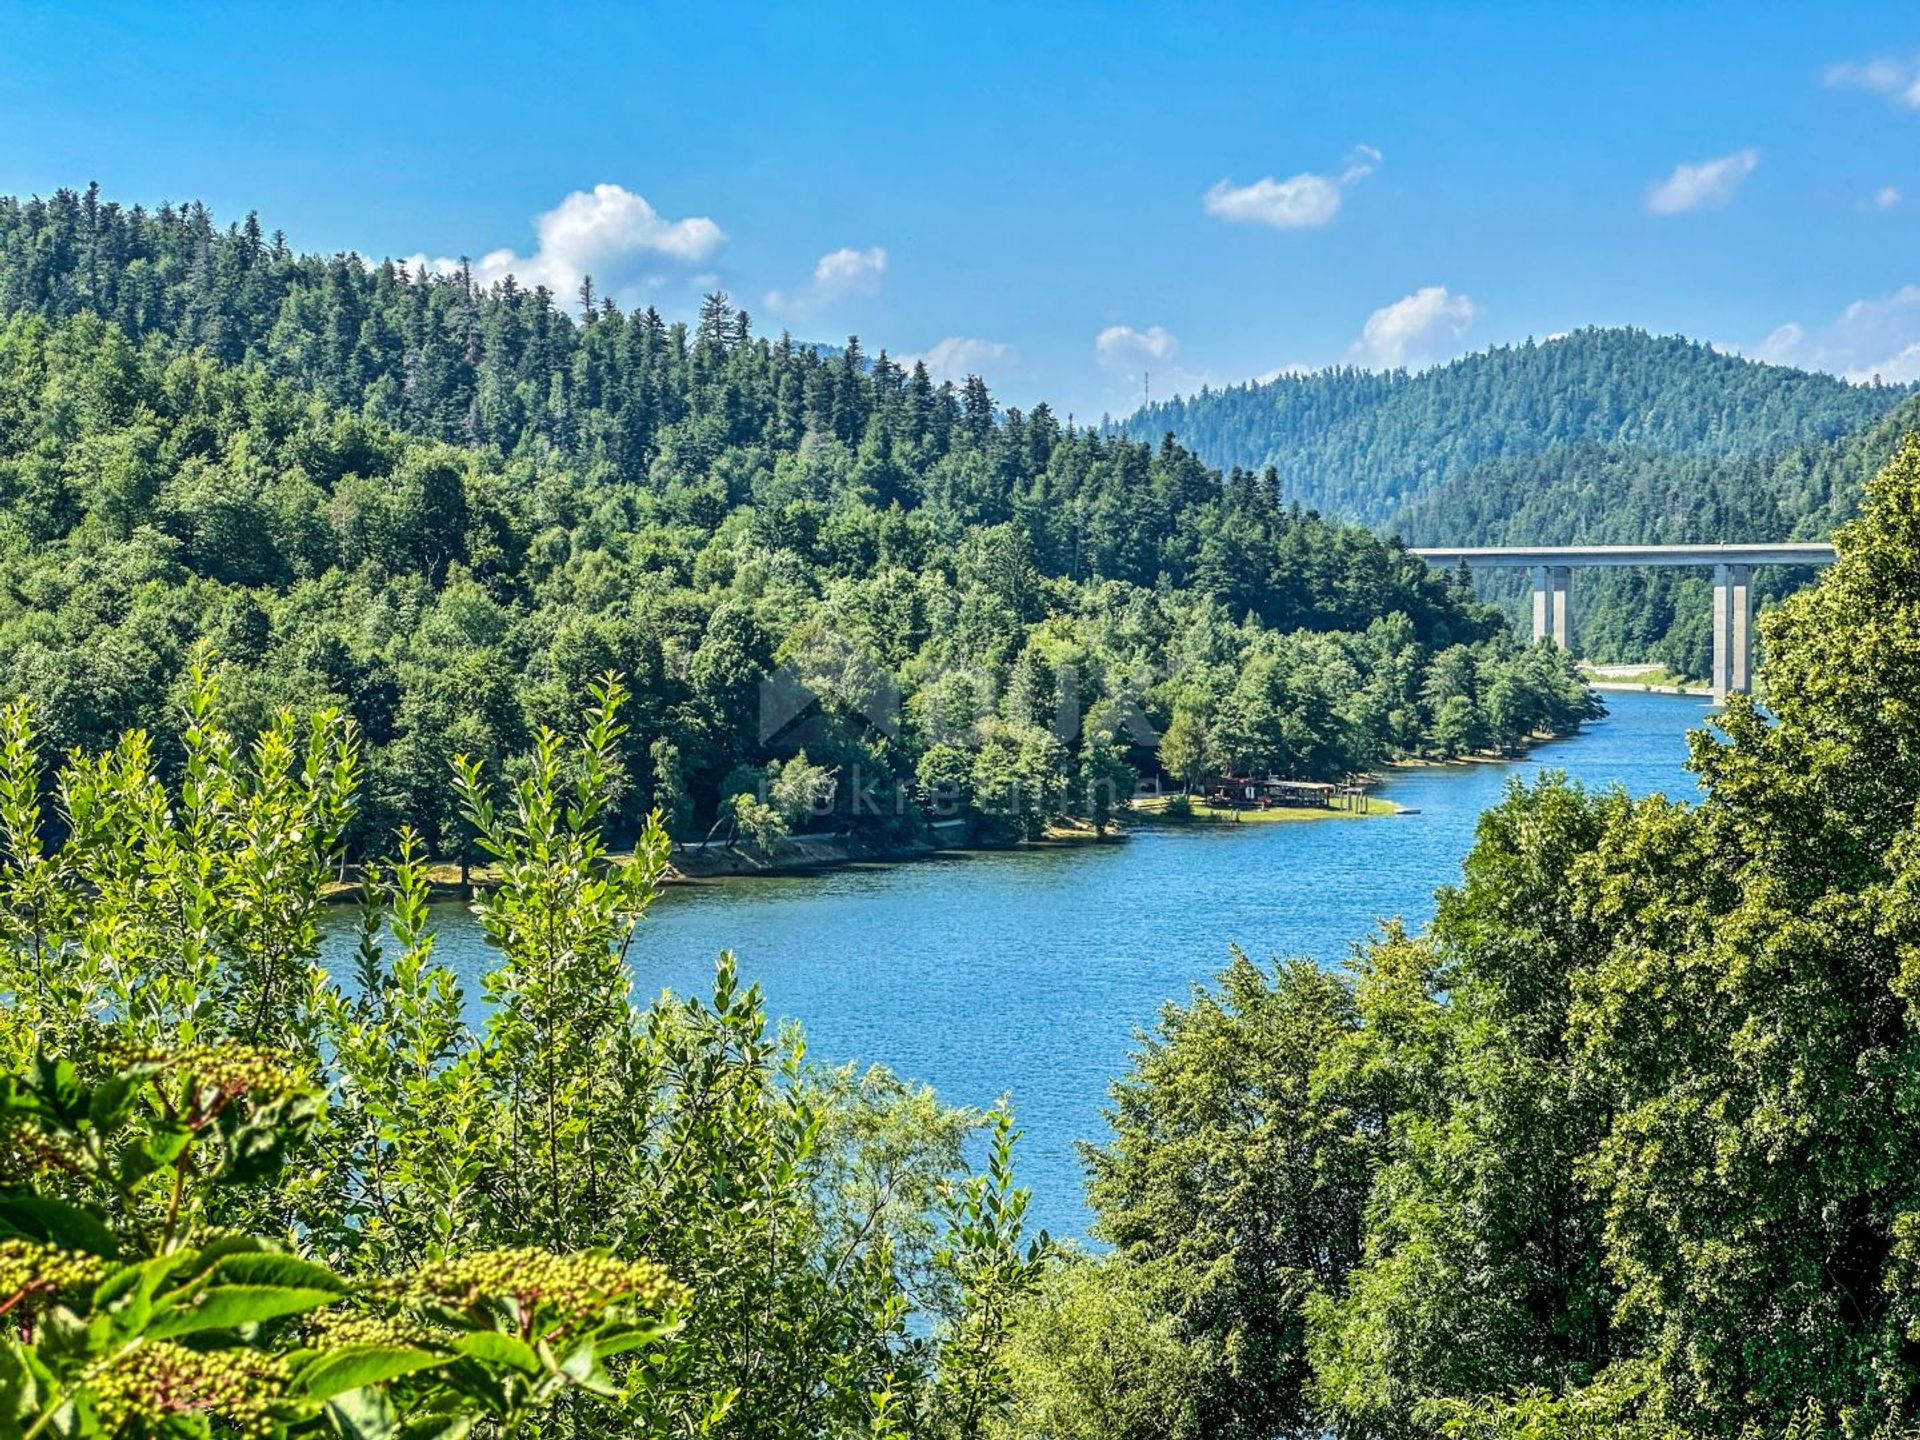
[1203,145,1380,230]
[899,336,1012,383]
[1094,325,1213,409]
[1645,148,1760,215]
[1254,363,1316,383]
[1753,322,1807,360]
[1824,54,1920,108]
[1751,284,1920,383]
[1872,185,1903,211]
[766,245,888,317]
[1347,285,1481,369]
[406,184,724,306]
[1095,324,1180,365]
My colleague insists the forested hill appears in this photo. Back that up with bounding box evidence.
[1394,390,1920,548]
[0,187,1596,861]
[1113,328,1908,526]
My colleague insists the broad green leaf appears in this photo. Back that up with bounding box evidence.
[556,1340,617,1396]
[0,1192,116,1257]
[148,1283,341,1338]
[119,1120,191,1184]
[199,1251,346,1295]
[85,1072,139,1131]
[454,1330,541,1375]
[299,1344,447,1400]
[397,1418,473,1440]
[327,1385,400,1440]
[587,1321,679,1358]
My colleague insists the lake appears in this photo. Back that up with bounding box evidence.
[348,689,1711,1241]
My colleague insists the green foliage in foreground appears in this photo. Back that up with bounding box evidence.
[997,433,1920,1437]
[0,675,1045,1437]
[1,1051,686,1437]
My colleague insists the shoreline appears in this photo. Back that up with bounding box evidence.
[1588,680,1711,696]
[321,799,1382,904]
[325,718,1622,905]
[1388,724,1589,768]
[324,820,1128,903]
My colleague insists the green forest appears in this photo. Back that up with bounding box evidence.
[1117,328,1918,679]
[0,187,1595,865]
[13,434,1920,1435]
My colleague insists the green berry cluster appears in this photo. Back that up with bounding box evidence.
[405,1247,688,1320]
[86,1341,288,1437]
[156,1044,304,1100]
[0,1237,107,1308]
[305,1305,445,1351]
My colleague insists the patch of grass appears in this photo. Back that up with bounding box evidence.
[1132,794,1397,823]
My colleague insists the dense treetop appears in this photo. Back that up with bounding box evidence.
[1394,391,1920,550]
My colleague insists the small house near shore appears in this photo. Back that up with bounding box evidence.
[1203,775,1342,810]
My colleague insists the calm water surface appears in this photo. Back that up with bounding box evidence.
[345,690,1709,1239]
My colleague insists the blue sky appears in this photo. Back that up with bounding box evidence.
[2,0,1917,417]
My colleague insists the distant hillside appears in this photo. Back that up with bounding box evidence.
[1394,390,1920,547]
[1114,328,1908,527]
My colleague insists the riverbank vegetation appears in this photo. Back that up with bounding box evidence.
[995,435,1920,1439]
[0,188,1592,872]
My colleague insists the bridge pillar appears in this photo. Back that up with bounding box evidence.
[1712,563,1754,700]
[1549,566,1572,653]
[1531,566,1573,650]
[1729,564,1752,696]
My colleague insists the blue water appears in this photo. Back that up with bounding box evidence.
[346,690,1709,1240]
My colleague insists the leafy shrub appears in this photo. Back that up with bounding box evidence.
[0,672,1046,1436]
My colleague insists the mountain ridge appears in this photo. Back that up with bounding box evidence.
[1111,326,1910,529]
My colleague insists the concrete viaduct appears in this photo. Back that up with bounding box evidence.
[1408,543,1838,699]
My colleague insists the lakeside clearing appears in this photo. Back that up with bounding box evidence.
[1131,794,1400,823]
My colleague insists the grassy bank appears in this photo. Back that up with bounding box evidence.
[1131,794,1399,824]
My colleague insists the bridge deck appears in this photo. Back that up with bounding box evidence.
[1409,542,1837,569]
